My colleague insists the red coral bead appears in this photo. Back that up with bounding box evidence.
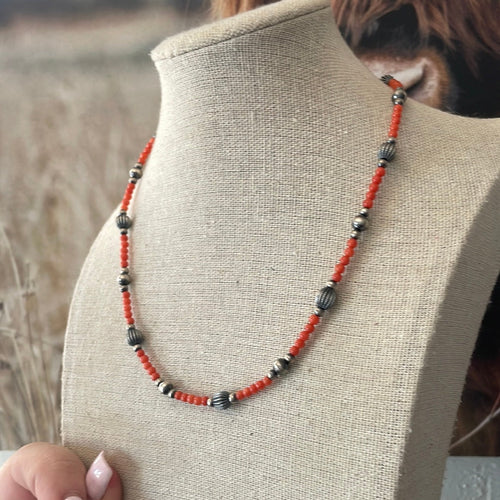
[262,376,272,386]
[363,199,373,209]
[308,314,320,325]
[289,346,299,356]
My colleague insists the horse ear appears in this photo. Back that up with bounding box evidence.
[357,47,452,110]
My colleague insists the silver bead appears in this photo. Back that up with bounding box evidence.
[207,398,213,407]
[315,286,337,310]
[134,162,143,169]
[118,272,131,286]
[158,381,174,394]
[127,326,144,346]
[380,74,394,84]
[116,213,132,229]
[359,208,369,218]
[283,353,295,364]
[392,88,407,103]
[121,267,129,274]
[129,168,142,179]
[272,358,290,377]
[352,216,369,232]
[167,389,177,398]
[212,391,231,410]
[228,392,237,403]
[377,141,396,161]
[378,159,388,168]
[313,307,325,317]
[267,370,277,379]
[350,230,361,239]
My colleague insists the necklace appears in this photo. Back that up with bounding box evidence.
[116,75,406,410]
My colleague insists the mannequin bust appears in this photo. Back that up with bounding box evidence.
[62,0,500,498]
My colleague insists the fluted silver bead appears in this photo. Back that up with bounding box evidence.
[116,213,132,229]
[352,216,369,232]
[377,141,396,161]
[212,391,231,410]
[127,326,144,346]
[315,286,337,310]
[380,74,394,84]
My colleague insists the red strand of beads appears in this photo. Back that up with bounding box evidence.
[119,77,404,408]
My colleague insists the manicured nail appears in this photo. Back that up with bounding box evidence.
[85,451,113,500]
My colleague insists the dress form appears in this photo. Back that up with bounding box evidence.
[62,0,500,498]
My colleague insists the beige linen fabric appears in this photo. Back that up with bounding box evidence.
[61,0,500,498]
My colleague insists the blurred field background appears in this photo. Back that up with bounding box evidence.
[0,0,209,449]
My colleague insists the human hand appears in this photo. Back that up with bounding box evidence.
[0,442,123,500]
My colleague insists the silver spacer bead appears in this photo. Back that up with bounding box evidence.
[207,398,213,407]
[393,98,404,106]
[313,307,325,317]
[267,370,278,380]
[228,392,238,403]
[378,159,388,168]
[167,389,177,398]
[283,353,295,364]
[359,208,369,218]
[350,230,361,239]
[121,267,129,274]
[352,216,369,232]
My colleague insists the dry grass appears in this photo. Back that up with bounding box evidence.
[0,6,208,449]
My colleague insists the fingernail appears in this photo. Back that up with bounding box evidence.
[65,497,83,500]
[85,451,113,500]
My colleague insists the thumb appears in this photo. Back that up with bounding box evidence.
[0,442,123,500]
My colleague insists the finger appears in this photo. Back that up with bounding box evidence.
[0,442,87,500]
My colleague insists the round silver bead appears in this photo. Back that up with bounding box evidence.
[350,230,361,239]
[121,267,129,274]
[392,88,407,103]
[267,370,277,380]
[378,159,388,168]
[228,392,238,403]
[129,168,143,179]
[378,141,396,161]
[118,272,131,286]
[272,358,290,377]
[212,391,231,410]
[283,353,295,364]
[167,389,177,398]
[207,398,213,407]
[359,208,369,218]
[352,216,369,232]
[315,286,337,310]
[158,381,174,394]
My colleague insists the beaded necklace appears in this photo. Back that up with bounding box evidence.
[116,75,406,410]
